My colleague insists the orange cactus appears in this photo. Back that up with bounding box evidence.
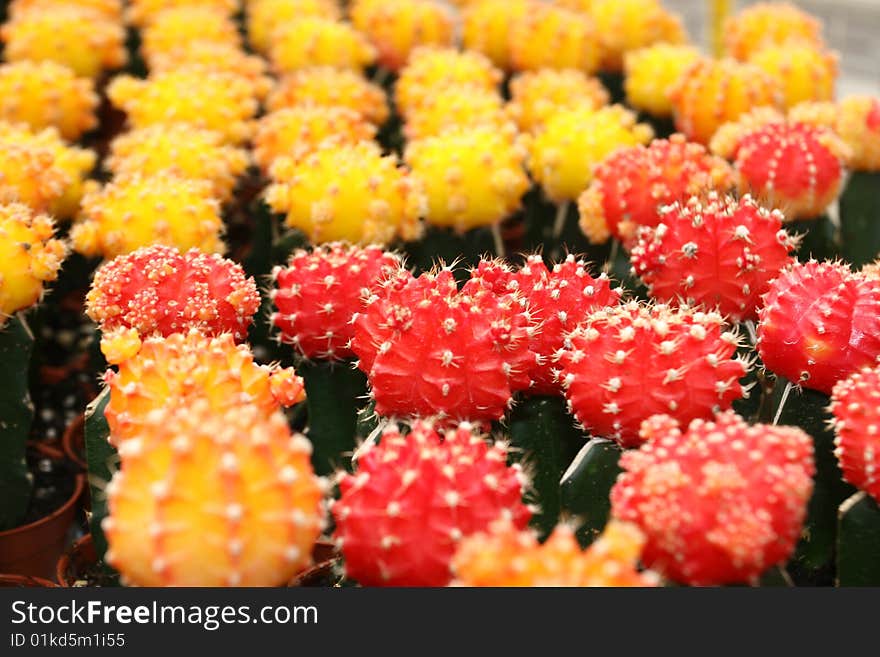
[509,3,601,73]
[724,2,823,61]
[461,0,532,71]
[508,69,609,133]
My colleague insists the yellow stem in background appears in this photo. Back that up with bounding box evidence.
[711,0,732,57]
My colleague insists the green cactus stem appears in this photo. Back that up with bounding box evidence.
[837,491,880,586]
[508,395,587,539]
[839,171,880,268]
[0,315,35,531]
[403,225,500,279]
[559,437,623,547]
[788,214,838,262]
[299,359,368,476]
[83,387,117,565]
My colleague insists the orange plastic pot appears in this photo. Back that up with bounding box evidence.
[56,533,97,587]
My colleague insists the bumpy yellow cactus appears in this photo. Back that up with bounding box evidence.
[267,67,389,126]
[0,203,67,325]
[0,61,98,140]
[104,401,323,587]
[246,0,340,54]
[724,2,823,61]
[0,122,94,216]
[127,0,238,25]
[395,47,502,118]
[624,44,702,118]
[253,106,375,174]
[403,86,511,141]
[268,17,376,74]
[834,96,880,172]
[452,520,658,587]
[107,71,258,145]
[71,173,225,259]
[102,330,305,446]
[0,6,127,78]
[106,126,249,202]
[508,69,609,133]
[265,141,424,245]
[10,0,123,20]
[462,0,531,71]
[528,105,653,203]
[140,6,241,63]
[350,0,455,72]
[669,57,781,145]
[405,125,529,232]
[749,43,837,109]
[509,4,601,73]
[590,0,687,72]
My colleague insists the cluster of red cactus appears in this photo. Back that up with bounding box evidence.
[830,364,880,503]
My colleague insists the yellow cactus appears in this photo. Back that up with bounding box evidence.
[452,520,658,587]
[624,44,702,118]
[788,101,838,130]
[0,122,93,216]
[10,0,123,20]
[590,0,687,72]
[402,86,510,141]
[0,61,98,141]
[405,125,530,232]
[350,0,455,72]
[140,7,242,63]
[104,400,322,587]
[71,173,225,259]
[107,71,258,145]
[669,57,781,145]
[0,6,126,79]
[127,0,238,25]
[0,203,67,325]
[724,2,823,61]
[246,0,341,54]
[835,96,880,172]
[106,125,249,202]
[146,42,272,101]
[265,141,424,245]
[509,4,601,73]
[253,106,376,174]
[268,17,376,74]
[395,47,502,118]
[462,0,532,71]
[749,42,837,110]
[267,67,389,126]
[101,330,305,446]
[508,69,609,133]
[528,105,653,203]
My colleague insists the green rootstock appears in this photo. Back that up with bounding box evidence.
[771,378,856,585]
[0,315,35,531]
[837,492,880,586]
[83,387,117,566]
[299,359,368,476]
[507,395,587,538]
[403,225,499,280]
[839,171,880,268]
[559,437,623,548]
[788,214,839,263]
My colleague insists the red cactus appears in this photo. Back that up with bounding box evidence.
[611,411,815,585]
[578,134,734,248]
[830,364,880,503]
[332,420,531,586]
[558,301,749,447]
[86,244,259,341]
[469,255,621,395]
[350,267,538,423]
[631,193,798,322]
[757,260,880,395]
[271,243,403,360]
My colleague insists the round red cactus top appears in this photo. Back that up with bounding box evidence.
[86,244,260,341]
[579,134,734,247]
[757,260,880,395]
[831,364,880,503]
[271,243,403,360]
[558,301,749,447]
[351,266,539,423]
[631,192,797,322]
[332,419,531,586]
[611,411,815,585]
